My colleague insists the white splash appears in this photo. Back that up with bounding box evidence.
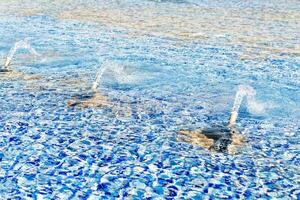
[4,38,40,68]
[229,85,266,125]
[110,65,140,84]
[91,60,147,92]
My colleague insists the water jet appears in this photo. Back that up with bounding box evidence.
[228,85,257,126]
[0,39,41,80]
[67,61,111,108]
[177,85,262,154]
[4,38,40,68]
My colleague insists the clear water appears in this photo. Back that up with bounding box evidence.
[0,0,299,199]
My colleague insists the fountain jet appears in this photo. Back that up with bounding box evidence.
[176,85,264,154]
[4,38,40,68]
[0,39,42,80]
[228,85,262,126]
[91,63,108,93]
[68,61,111,108]
[91,60,136,92]
[68,60,144,108]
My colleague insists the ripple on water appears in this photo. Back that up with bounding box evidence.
[0,0,299,199]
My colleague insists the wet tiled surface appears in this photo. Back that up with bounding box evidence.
[0,0,299,199]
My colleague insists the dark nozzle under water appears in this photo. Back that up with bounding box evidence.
[0,68,12,73]
[178,125,243,154]
[201,126,234,153]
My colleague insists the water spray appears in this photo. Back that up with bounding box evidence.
[91,63,108,93]
[4,38,40,68]
[228,85,258,126]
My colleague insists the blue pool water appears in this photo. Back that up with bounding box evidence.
[0,0,299,199]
